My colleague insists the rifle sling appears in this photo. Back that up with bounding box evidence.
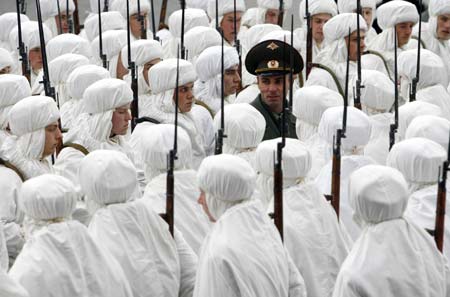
[194,100,215,118]
[410,36,426,50]
[63,143,89,156]
[311,63,345,98]
[0,158,25,182]
[363,50,393,81]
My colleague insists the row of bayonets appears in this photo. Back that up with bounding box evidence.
[14,0,448,252]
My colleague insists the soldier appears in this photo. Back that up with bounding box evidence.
[245,39,303,140]
[39,0,75,36]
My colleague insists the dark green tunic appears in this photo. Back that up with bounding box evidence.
[250,94,297,141]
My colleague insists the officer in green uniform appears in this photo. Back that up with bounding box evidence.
[245,39,303,141]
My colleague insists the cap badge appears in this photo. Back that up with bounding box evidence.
[267,42,279,51]
[268,60,279,69]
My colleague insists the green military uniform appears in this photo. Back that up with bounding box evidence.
[250,94,297,141]
[245,39,303,141]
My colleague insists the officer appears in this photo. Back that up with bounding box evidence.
[245,39,303,140]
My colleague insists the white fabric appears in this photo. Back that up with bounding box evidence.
[397,101,443,140]
[364,112,392,165]
[187,0,208,11]
[417,85,450,120]
[194,45,239,114]
[10,218,133,297]
[0,268,29,297]
[338,0,376,14]
[137,124,192,180]
[110,0,150,19]
[55,78,133,185]
[376,1,419,30]
[121,39,163,68]
[298,0,338,27]
[387,137,446,193]
[0,13,29,52]
[184,26,222,65]
[319,106,372,159]
[91,30,128,78]
[293,86,342,142]
[213,103,265,168]
[49,54,90,109]
[258,0,292,10]
[235,83,261,104]
[40,0,75,20]
[0,49,14,73]
[80,150,196,297]
[147,59,205,167]
[207,0,246,28]
[84,11,126,41]
[143,169,211,255]
[62,65,111,130]
[191,104,215,156]
[405,115,450,150]
[404,184,450,261]
[0,75,31,131]
[333,165,450,297]
[315,155,376,240]
[46,33,92,62]
[194,199,307,297]
[19,21,52,54]
[356,69,394,114]
[163,9,210,59]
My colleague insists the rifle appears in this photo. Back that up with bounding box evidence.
[73,0,80,34]
[389,29,399,150]
[56,0,63,35]
[127,0,139,131]
[67,0,73,34]
[16,0,30,83]
[277,0,284,27]
[159,0,168,30]
[354,2,363,110]
[305,0,312,78]
[36,0,63,159]
[215,29,226,155]
[215,0,219,32]
[180,0,186,59]
[233,0,243,92]
[289,15,294,110]
[273,37,292,240]
[164,53,180,237]
[137,0,147,39]
[435,131,450,252]
[104,0,109,12]
[330,28,350,218]
[409,0,422,102]
[150,0,158,40]
[97,0,108,69]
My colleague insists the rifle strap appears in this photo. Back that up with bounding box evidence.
[363,50,393,81]
[194,101,215,118]
[63,142,89,156]
[311,63,345,98]
[0,158,25,182]
[135,116,161,125]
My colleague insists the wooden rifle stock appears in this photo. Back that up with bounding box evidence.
[435,175,446,252]
[159,0,168,30]
[277,0,284,27]
[130,64,139,131]
[73,0,80,34]
[165,150,175,236]
[331,147,341,218]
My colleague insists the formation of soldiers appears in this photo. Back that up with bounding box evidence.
[1,0,450,296]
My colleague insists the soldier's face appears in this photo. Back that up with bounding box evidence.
[130,12,148,39]
[174,82,194,113]
[220,11,242,44]
[257,74,290,113]
[437,14,450,40]
[197,190,216,222]
[345,30,366,62]
[43,121,62,158]
[223,65,241,96]
[360,8,373,28]
[311,13,332,44]
[0,66,11,74]
[265,9,280,25]
[29,47,43,72]
[396,22,414,48]
[110,103,132,136]
[54,13,70,34]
